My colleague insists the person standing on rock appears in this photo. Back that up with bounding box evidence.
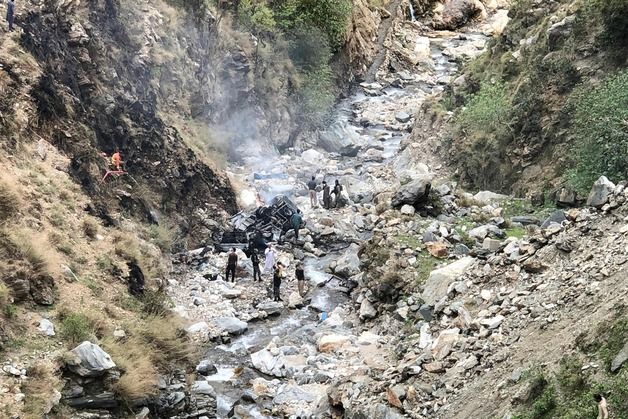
[264,245,276,276]
[273,262,285,302]
[225,248,238,283]
[295,262,306,297]
[250,250,262,282]
[322,181,331,209]
[6,0,15,32]
[290,209,303,242]
[307,176,318,208]
[595,394,609,419]
[332,180,343,208]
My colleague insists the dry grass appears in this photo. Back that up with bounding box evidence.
[82,217,99,239]
[9,230,61,277]
[22,362,61,417]
[102,314,196,402]
[0,176,21,223]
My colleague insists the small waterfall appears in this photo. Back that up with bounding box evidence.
[408,0,416,21]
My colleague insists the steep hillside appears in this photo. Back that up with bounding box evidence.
[441,0,627,197]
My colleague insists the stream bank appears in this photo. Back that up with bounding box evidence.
[168,4,510,418]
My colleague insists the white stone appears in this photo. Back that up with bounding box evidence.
[67,342,116,377]
[400,204,416,215]
[480,315,505,329]
[38,319,55,336]
[422,257,475,305]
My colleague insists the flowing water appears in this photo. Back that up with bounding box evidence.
[196,23,491,418]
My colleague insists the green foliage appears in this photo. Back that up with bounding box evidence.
[60,313,94,344]
[592,0,628,51]
[455,82,510,137]
[238,0,276,35]
[148,224,176,253]
[567,70,628,193]
[296,66,336,127]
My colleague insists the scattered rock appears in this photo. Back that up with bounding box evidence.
[426,241,448,258]
[587,176,616,208]
[480,315,505,329]
[395,112,412,123]
[482,238,502,252]
[186,322,209,334]
[38,318,56,336]
[422,257,475,305]
[611,341,628,373]
[213,317,248,336]
[400,204,416,215]
[359,299,377,320]
[392,175,433,208]
[66,342,116,377]
[318,334,350,353]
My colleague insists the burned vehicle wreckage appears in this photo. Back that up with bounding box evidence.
[218,195,304,253]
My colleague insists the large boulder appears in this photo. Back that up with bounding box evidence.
[392,175,433,208]
[422,257,475,305]
[473,190,509,205]
[333,244,361,278]
[318,334,350,353]
[433,0,486,30]
[586,176,616,208]
[611,341,628,373]
[30,274,56,305]
[359,299,377,320]
[213,317,248,336]
[66,342,116,377]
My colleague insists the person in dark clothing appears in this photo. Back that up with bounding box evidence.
[251,250,262,282]
[273,262,285,302]
[307,176,318,208]
[290,210,303,241]
[332,180,343,208]
[6,0,15,31]
[225,248,238,282]
[295,262,306,296]
[322,181,331,209]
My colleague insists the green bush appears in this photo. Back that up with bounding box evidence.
[455,82,511,137]
[593,0,628,50]
[140,289,172,317]
[296,66,336,127]
[567,70,628,193]
[238,0,277,35]
[60,313,94,344]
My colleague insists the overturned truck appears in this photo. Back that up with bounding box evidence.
[217,195,304,252]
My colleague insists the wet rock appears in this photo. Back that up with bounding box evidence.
[191,381,216,396]
[422,257,475,305]
[257,302,283,316]
[196,361,218,376]
[38,318,55,336]
[30,274,56,305]
[66,342,116,377]
[587,176,616,208]
[359,299,377,320]
[213,317,248,336]
[611,341,628,372]
[392,175,433,208]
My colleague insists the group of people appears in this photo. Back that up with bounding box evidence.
[225,245,307,302]
[307,177,344,209]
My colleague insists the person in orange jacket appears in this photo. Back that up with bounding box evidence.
[111,150,122,171]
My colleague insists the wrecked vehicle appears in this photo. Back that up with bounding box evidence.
[217,195,304,252]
